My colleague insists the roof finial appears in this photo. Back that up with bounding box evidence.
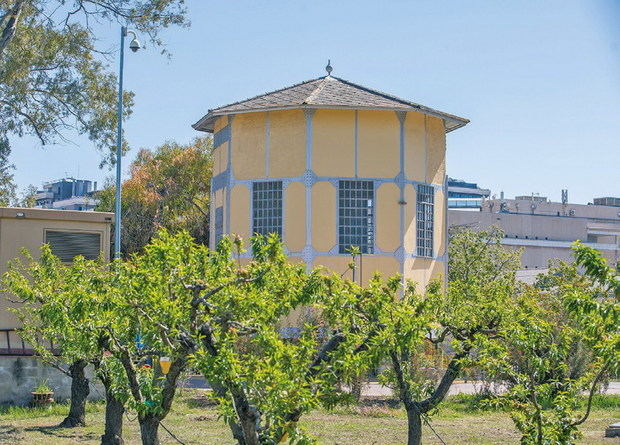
[325,59,333,76]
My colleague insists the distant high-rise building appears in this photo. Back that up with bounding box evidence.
[35,178,98,211]
[447,178,490,209]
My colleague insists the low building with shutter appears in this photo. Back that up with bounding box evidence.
[0,207,112,404]
[193,67,469,287]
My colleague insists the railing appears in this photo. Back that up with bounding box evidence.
[0,328,29,355]
[0,329,58,356]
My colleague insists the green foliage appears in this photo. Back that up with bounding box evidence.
[33,379,52,393]
[96,137,213,255]
[0,1,188,163]
[479,243,619,444]
[0,138,15,205]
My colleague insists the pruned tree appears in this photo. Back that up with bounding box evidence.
[4,247,127,442]
[0,1,188,164]
[478,243,618,444]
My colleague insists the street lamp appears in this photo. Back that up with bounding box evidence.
[114,26,141,259]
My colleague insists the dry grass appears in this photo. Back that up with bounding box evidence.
[0,390,618,444]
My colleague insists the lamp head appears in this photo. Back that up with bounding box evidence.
[129,37,141,53]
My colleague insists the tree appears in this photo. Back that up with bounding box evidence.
[348,227,520,445]
[0,1,188,163]
[17,183,37,207]
[0,137,16,205]
[96,137,213,255]
[188,235,377,445]
[479,244,618,444]
[4,247,127,441]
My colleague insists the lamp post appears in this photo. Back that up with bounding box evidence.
[114,26,141,259]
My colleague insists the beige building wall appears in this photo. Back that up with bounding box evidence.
[214,108,451,288]
[0,208,113,331]
[449,209,620,270]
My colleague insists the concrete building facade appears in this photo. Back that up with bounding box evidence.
[0,208,112,404]
[0,207,113,340]
[449,196,620,275]
[194,72,469,287]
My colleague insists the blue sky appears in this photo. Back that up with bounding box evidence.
[10,0,620,204]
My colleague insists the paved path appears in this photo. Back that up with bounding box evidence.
[362,381,620,397]
[183,376,620,396]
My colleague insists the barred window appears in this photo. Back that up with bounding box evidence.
[338,180,374,254]
[252,181,283,237]
[416,184,434,257]
[214,206,224,245]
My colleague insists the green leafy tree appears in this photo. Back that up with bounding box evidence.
[17,183,37,207]
[4,248,127,443]
[96,137,213,255]
[188,235,378,445]
[348,227,521,445]
[480,243,618,444]
[0,1,188,163]
[0,137,16,205]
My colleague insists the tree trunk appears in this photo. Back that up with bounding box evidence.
[101,386,124,445]
[406,407,423,445]
[59,359,89,428]
[139,416,161,445]
[0,0,25,56]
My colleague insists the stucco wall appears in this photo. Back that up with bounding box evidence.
[216,108,449,288]
[0,211,112,330]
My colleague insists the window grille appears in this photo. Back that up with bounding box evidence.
[252,181,283,237]
[416,184,434,257]
[338,180,374,254]
[45,231,101,262]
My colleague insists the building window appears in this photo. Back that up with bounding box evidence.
[45,231,101,263]
[214,206,224,245]
[416,184,434,257]
[338,180,374,254]
[252,181,283,237]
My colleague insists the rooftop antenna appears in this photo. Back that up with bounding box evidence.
[325,59,333,76]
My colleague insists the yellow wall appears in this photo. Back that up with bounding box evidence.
[230,184,250,242]
[232,113,265,180]
[285,182,306,252]
[220,106,449,291]
[313,109,355,177]
[312,182,336,252]
[214,116,228,133]
[426,116,446,185]
[269,110,306,177]
[403,184,417,253]
[404,257,446,293]
[404,112,426,182]
[314,255,400,286]
[213,144,228,176]
[376,183,400,252]
[358,110,399,178]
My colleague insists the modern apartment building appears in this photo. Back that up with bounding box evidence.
[35,177,98,211]
[447,178,490,209]
[194,68,469,287]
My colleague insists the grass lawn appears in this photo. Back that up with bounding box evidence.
[0,390,618,444]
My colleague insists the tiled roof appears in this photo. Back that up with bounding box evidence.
[193,75,469,133]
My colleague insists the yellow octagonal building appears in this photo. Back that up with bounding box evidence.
[193,68,469,288]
